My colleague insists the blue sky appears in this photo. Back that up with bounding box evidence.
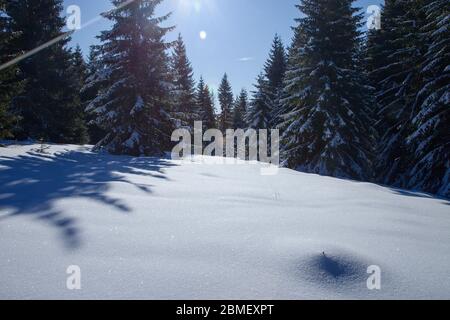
[64,0,382,97]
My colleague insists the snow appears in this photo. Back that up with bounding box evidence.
[0,142,449,299]
[123,131,140,149]
[130,96,144,115]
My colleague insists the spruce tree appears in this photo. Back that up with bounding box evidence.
[245,75,274,161]
[233,89,248,129]
[368,0,427,187]
[196,77,216,130]
[170,33,197,130]
[5,0,86,143]
[64,45,88,143]
[0,71,17,139]
[246,74,271,129]
[86,0,174,156]
[274,24,307,128]
[264,34,287,125]
[405,0,450,197]
[265,35,287,93]
[71,45,87,90]
[279,0,374,180]
[205,88,216,128]
[218,73,234,132]
[0,0,21,139]
[82,45,108,144]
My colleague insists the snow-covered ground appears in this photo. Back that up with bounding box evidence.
[0,142,449,299]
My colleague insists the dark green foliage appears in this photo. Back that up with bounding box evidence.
[233,89,248,129]
[171,34,198,130]
[249,35,287,130]
[368,0,427,187]
[4,0,87,143]
[366,0,449,197]
[218,73,234,132]
[85,0,174,156]
[196,76,216,130]
[278,0,374,180]
[246,74,272,129]
[0,0,21,139]
[404,0,449,197]
[81,45,108,144]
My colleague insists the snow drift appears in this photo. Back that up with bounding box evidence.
[0,142,449,299]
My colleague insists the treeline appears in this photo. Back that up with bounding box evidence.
[0,0,448,198]
[365,0,449,198]
[248,0,449,198]
[0,0,88,143]
[0,0,217,152]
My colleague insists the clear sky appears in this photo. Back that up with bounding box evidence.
[64,0,382,97]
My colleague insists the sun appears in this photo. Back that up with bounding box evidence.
[199,30,207,40]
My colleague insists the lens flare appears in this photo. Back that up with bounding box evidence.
[177,0,217,16]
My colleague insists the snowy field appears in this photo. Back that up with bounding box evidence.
[0,142,449,299]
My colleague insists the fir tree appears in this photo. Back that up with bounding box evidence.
[245,75,273,161]
[250,35,287,130]
[274,23,307,128]
[264,34,287,125]
[405,0,450,197]
[265,35,287,93]
[63,45,89,143]
[233,89,248,129]
[71,45,87,90]
[170,33,197,130]
[246,74,271,129]
[0,71,18,139]
[196,76,216,130]
[218,73,234,132]
[367,0,427,187]
[86,0,174,156]
[82,45,108,144]
[279,0,374,180]
[0,0,21,139]
[204,86,216,129]
[5,0,86,143]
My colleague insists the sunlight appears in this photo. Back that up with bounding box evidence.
[176,0,216,16]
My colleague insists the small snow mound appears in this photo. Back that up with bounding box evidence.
[312,253,363,279]
[297,250,371,290]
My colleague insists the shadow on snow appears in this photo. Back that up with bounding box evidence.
[0,146,176,250]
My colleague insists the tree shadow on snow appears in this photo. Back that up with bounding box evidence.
[0,147,176,249]
[345,177,449,204]
[389,187,450,205]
